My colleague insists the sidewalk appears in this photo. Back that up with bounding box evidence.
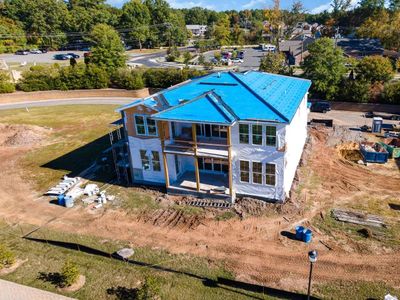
[0,279,75,300]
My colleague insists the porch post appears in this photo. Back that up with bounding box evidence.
[160,122,170,188]
[227,126,233,197]
[192,123,201,192]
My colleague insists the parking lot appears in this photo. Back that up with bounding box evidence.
[0,51,86,64]
[203,47,264,70]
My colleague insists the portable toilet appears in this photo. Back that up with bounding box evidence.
[372,117,383,133]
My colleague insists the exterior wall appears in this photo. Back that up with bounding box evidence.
[124,105,158,138]
[283,94,309,196]
[231,122,286,201]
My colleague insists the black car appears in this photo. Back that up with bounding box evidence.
[15,50,29,55]
[310,102,331,113]
[364,111,400,120]
[67,53,80,59]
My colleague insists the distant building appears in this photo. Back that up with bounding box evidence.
[279,36,315,66]
[186,25,208,37]
[336,38,384,58]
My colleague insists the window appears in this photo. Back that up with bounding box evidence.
[239,124,249,144]
[140,150,150,170]
[252,124,263,145]
[135,116,146,135]
[147,119,157,136]
[134,115,158,136]
[152,151,161,171]
[252,162,262,184]
[197,124,227,138]
[266,126,276,146]
[240,160,250,182]
[265,163,276,186]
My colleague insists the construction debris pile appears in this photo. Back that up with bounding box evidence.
[332,209,386,228]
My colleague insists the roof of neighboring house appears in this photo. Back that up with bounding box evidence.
[186,25,207,30]
[336,38,383,57]
[119,71,311,125]
[279,37,315,57]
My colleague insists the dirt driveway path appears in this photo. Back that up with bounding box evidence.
[0,125,399,294]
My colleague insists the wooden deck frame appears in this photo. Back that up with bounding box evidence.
[227,126,233,196]
[160,122,170,188]
[192,124,201,192]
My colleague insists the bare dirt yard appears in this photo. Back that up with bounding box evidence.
[0,106,399,299]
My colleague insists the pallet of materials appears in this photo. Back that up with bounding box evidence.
[45,176,81,196]
[382,138,400,158]
[332,209,385,228]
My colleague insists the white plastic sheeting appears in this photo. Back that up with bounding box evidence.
[283,95,308,196]
[231,122,286,201]
[128,136,176,183]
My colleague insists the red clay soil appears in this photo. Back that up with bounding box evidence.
[0,124,399,294]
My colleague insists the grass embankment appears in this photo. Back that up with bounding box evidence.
[0,221,278,300]
[0,105,119,191]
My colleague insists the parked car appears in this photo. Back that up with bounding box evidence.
[210,58,218,64]
[39,48,49,53]
[67,53,80,59]
[15,50,29,55]
[364,111,400,120]
[30,49,42,54]
[53,54,70,60]
[310,101,331,113]
[232,58,243,63]
[238,51,245,59]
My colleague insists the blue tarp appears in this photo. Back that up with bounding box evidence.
[121,71,311,124]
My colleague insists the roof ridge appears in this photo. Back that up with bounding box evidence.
[209,91,240,121]
[205,93,236,123]
[228,72,290,122]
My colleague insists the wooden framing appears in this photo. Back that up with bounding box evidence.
[160,122,170,188]
[192,124,201,192]
[227,126,233,196]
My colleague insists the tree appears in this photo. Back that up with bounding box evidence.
[183,51,192,65]
[285,1,305,31]
[382,82,400,104]
[231,24,244,45]
[0,243,15,269]
[0,17,26,53]
[0,71,15,93]
[144,0,173,46]
[331,0,352,17]
[212,14,231,46]
[302,38,346,100]
[356,56,394,83]
[259,52,287,74]
[358,0,385,11]
[120,0,151,50]
[86,24,126,70]
[337,78,371,102]
[61,260,79,287]
[389,0,400,11]
[3,0,68,48]
[358,11,400,51]
[264,0,283,48]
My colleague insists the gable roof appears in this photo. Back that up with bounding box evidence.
[118,71,311,124]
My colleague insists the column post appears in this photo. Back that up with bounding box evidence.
[227,126,233,197]
[160,122,170,188]
[192,124,200,192]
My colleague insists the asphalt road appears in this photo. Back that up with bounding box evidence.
[128,50,168,67]
[0,51,86,64]
[0,97,133,110]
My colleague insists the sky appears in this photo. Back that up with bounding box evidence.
[105,0,356,14]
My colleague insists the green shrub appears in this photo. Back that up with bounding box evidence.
[111,68,145,90]
[17,65,60,92]
[58,64,109,90]
[136,276,160,300]
[356,56,394,83]
[0,71,15,93]
[382,82,400,104]
[336,79,371,103]
[0,244,16,269]
[61,259,80,287]
[143,68,207,88]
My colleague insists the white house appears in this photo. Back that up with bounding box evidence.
[186,25,208,37]
[117,71,311,203]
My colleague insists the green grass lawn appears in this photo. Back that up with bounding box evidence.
[0,221,280,300]
[0,105,120,192]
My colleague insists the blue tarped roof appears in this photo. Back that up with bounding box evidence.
[122,71,311,124]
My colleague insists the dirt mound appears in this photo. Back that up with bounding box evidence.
[0,123,50,147]
[136,208,203,230]
[337,142,363,161]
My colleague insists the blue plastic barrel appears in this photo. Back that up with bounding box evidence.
[64,196,74,208]
[57,194,65,206]
[295,226,304,240]
[303,229,313,243]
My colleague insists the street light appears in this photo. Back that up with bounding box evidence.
[307,250,318,300]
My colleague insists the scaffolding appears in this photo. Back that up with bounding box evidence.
[108,119,130,185]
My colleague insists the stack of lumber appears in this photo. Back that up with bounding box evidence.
[331,209,385,228]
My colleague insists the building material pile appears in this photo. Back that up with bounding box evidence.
[45,176,81,196]
[331,209,386,228]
